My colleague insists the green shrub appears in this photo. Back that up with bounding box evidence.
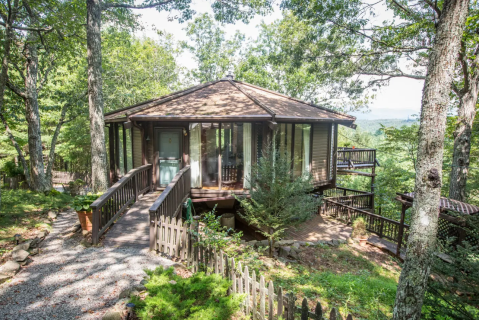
[1,160,24,177]
[131,267,244,320]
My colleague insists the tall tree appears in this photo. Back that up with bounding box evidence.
[236,13,371,109]
[86,0,272,192]
[392,1,468,318]
[183,13,244,82]
[4,0,85,192]
[449,11,479,201]
[282,0,479,201]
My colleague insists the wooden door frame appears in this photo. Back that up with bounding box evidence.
[154,127,184,188]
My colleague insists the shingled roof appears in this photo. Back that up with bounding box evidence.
[104,79,356,125]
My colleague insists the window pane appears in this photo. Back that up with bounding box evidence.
[221,123,244,190]
[275,123,292,159]
[201,123,219,187]
[293,124,303,178]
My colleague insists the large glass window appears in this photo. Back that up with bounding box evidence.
[275,123,292,159]
[221,123,244,190]
[201,123,219,187]
[293,124,311,178]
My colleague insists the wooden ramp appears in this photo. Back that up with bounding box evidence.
[102,192,160,248]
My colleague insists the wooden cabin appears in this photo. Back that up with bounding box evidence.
[104,77,356,202]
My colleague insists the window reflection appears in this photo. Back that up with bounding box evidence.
[201,123,219,187]
[221,123,244,190]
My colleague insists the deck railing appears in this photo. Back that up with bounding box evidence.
[337,148,377,167]
[149,166,191,251]
[323,187,374,210]
[90,164,152,244]
[323,198,409,256]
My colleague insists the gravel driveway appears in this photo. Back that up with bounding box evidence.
[0,209,174,320]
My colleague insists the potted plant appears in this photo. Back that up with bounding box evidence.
[351,217,369,246]
[72,193,101,231]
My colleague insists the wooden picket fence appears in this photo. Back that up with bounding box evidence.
[153,215,355,320]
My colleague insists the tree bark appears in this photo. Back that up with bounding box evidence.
[448,84,478,201]
[24,32,49,192]
[87,0,109,192]
[392,1,469,319]
[0,1,30,192]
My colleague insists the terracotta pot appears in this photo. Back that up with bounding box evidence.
[359,238,368,247]
[77,210,93,231]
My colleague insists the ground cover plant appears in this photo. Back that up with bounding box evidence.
[130,266,245,320]
[230,242,401,320]
[0,189,72,260]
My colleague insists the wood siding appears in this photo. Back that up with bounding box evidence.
[132,126,143,168]
[311,123,330,182]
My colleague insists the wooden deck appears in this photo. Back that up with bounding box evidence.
[102,192,161,248]
[284,214,352,241]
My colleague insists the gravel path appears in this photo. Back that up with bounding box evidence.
[0,209,174,320]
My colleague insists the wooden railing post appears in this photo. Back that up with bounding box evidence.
[148,166,153,192]
[133,173,138,202]
[92,207,100,245]
[396,204,406,257]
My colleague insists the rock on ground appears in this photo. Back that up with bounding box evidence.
[0,261,21,276]
[0,209,175,320]
[12,249,29,262]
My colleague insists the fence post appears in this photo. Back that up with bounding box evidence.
[252,270,257,320]
[314,301,322,320]
[91,207,99,245]
[301,298,308,320]
[287,292,296,320]
[149,210,157,251]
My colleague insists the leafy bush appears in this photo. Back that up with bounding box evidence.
[351,217,369,239]
[2,160,24,177]
[131,267,244,320]
[71,193,101,212]
[189,206,243,254]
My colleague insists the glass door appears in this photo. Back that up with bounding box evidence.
[157,129,182,186]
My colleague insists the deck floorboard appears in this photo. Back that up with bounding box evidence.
[102,192,161,248]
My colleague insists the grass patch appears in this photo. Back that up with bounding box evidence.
[0,188,72,245]
[131,267,245,320]
[237,243,400,320]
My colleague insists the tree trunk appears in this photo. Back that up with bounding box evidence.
[24,34,49,192]
[45,103,69,189]
[448,87,478,201]
[0,1,29,192]
[392,1,469,319]
[87,0,109,192]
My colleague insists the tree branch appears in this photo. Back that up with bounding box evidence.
[423,0,442,17]
[46,90,87,179]
[102,0,174,10]
[37,55,56,92]
[6,79,26,98]
[360,70,426,80]
[0,20,52,32]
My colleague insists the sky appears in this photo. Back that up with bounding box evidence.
[133,1,425,120]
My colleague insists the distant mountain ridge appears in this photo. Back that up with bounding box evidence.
[355,119,418,133]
